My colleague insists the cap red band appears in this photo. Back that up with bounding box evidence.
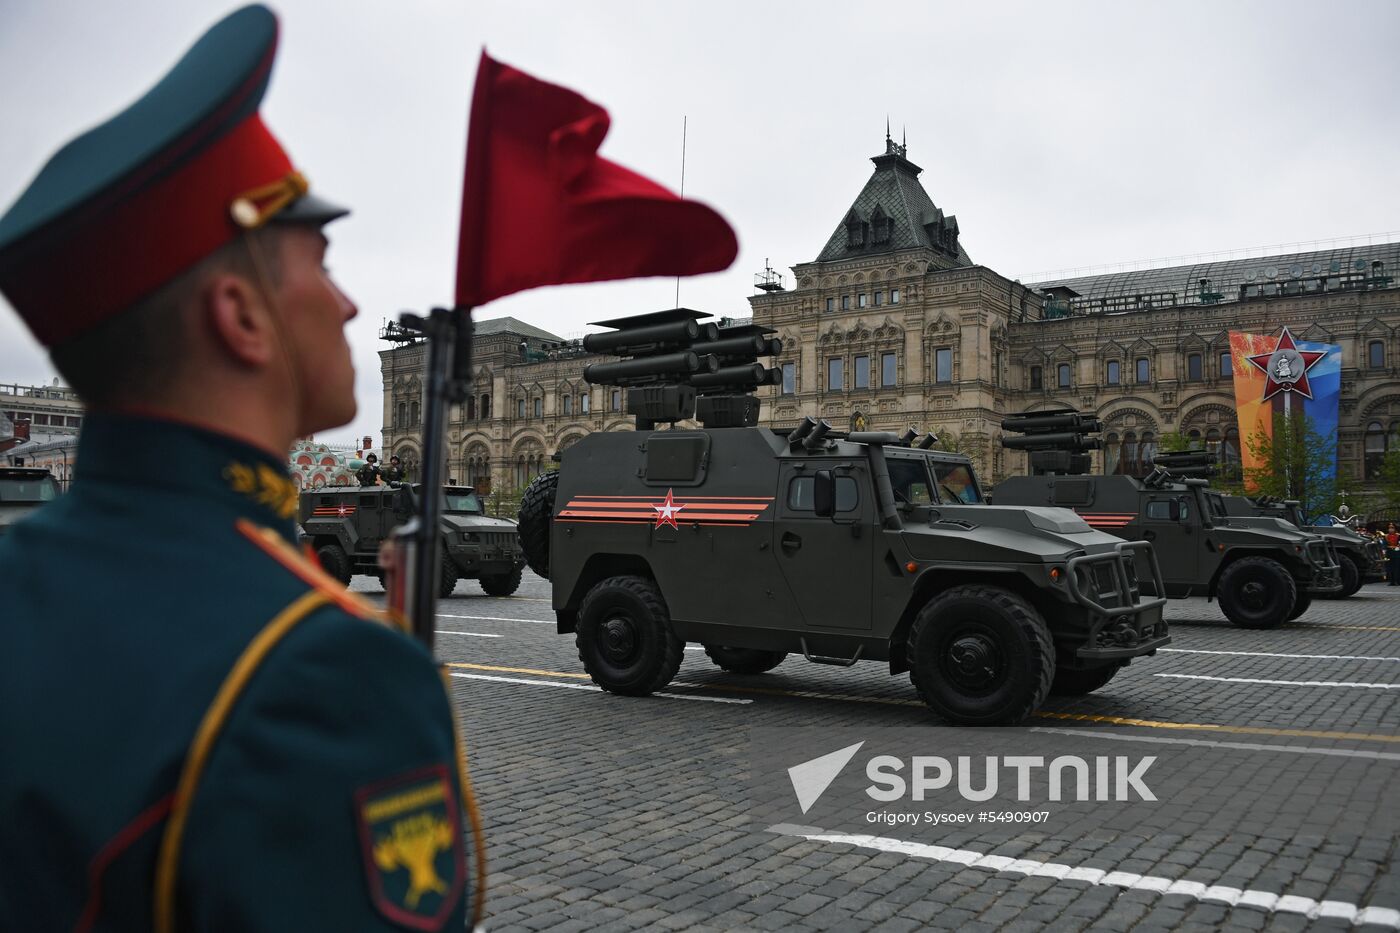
[0,114,293,347]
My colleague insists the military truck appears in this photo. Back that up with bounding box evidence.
[992,410,1342,629]
[300,483,525,597]
[0,467,61,538]
[517,310,1170,726]
[1211,494,1385,596]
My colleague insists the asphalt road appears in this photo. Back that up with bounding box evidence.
[352,573,1400,931]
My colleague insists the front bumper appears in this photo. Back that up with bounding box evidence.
[1301,541,1343,595]
[1066,542,1171,660]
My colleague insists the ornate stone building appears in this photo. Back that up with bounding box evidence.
[382,136,1400,493]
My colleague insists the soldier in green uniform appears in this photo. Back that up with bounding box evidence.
[0,6,479,931]
[358,452,383,487]
[383,455,407,485]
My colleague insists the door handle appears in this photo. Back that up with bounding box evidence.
[781,532,802,551]
[1143,530,1157,542]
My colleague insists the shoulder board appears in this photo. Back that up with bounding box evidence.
[235,518,391,625]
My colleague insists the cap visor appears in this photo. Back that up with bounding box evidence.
[272,191,349,227]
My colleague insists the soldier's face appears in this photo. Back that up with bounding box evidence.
[276,227,358,433]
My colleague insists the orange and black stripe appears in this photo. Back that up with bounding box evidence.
[1076,511,1137,529]
[558,495,774,527]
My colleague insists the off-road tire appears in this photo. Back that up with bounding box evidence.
[480,566,523,597]
[1050,664,1120,697]
[576,575,683,696]
[315,543,352,586]
[517,470,558,580]
[1330,554,1362,598]
[1218,557,1296,629]
[1287,591,1312,621]
[906,585,1055,726]
[703,645,787,675]
[438,554,460,599]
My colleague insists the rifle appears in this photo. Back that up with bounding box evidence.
[380,305,473,651]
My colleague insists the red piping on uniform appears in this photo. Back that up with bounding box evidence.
[73,794,175,933]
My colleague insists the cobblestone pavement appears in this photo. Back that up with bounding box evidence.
[352,575,1400,931]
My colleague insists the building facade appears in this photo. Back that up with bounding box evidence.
[381,137,1400,495]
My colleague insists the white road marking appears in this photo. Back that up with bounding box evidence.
[1029,728,1400,761]
[449,672,752,705]
[766,825,1400,928]
[438,613,553,625]
[1163,648,1400,663]
[684,646,706,652]
[1156,673,1400,689]
[435,631,502,638]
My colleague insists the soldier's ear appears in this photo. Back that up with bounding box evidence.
[202,270,277,370]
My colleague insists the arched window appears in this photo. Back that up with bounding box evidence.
[1139,431,1157,474]
[482,394,492,419]
[396,402,406,428]
[1057,363,1071,388]
[466,396,476,420]
[1187,429,1203,450]
[1368,341,1385,369]
[1205,427,1221,456]
[409,400,420,426]
[563,394,572,415]
[1104,432,1121,475]
[1121,432,1138,475]
[1105,360,1120,385]
[1364,421,1386,478]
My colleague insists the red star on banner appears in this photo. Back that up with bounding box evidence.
[652,488,685,529]
[337,504,351,517]
[1245,326,1327,401]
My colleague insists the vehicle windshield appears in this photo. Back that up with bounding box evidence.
[0,475,60,503]
[443,489,484,514]
[931,462,982,504]
[1207,493,1229,519]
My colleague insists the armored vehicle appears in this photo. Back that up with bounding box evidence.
[1212,494,1384,596]
[0,467,61,538]
[992,410,1342,629]
[517,310,1169,726]
[300,483,525,597]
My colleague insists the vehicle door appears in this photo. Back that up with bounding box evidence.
[773,462,874,630]
[1141,494,1199,594]
[356,490,386,553]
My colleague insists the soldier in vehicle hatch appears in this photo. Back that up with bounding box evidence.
[358,451,383,486]
[383,455,406,485]
[0,6,477,930]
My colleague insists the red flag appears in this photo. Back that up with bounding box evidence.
[454,52,738,307]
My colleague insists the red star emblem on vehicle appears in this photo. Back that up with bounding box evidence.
[1245,326,1327,401]
[652,488,685,529]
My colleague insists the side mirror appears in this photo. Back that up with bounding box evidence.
[814,470,836,518]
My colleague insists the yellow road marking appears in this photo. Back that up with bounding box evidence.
[446,662,1400,743]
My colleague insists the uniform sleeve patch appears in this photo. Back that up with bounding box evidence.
[355,765,465,931]
[234,518,381,621]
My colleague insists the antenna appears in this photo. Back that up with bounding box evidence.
[754,258,786,293]
[674,115,687,308]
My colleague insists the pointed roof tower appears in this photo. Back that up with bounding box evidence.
[815,135,972,267]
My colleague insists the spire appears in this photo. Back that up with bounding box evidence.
[884,120,907,158]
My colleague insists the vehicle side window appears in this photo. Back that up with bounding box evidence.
[1146,498,1188,521]
[788,475,859,512]
[887,458,934,506]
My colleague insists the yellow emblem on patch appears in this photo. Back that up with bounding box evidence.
[356,766,464,930]
[224,461,299,519]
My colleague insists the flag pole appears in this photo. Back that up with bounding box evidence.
[675,114,687,308]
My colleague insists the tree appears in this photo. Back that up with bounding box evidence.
[1242,413,1341,521]
[1158,432,1191,453]
[1377,449,1400,515]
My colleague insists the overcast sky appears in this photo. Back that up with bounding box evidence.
[2,0,1397,446]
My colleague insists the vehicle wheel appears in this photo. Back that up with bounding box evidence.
[438,554,459,599]
[1050,664,1120,696]
[517,470,558,580]
[479,566,523,597]
[1217,557,1296,629]
[703,645,787,675]
[576,575,683,696]
[906,585,1054,726]
[1332,555,1362,598]
[315,543,351,586]
[1287,591,1312,621]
